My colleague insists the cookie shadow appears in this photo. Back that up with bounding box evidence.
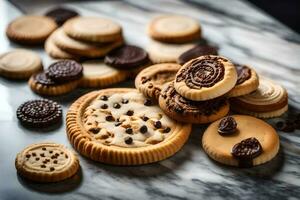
[17,167,83,194]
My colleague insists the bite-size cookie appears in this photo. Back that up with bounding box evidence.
[147,40,196,63]
[227,64,259,97]
[135,63,181,100]
[202,115,280,167]
[66,88,192,165]
[159,82,229,124]
[79,60,129,88]
[45,7,79,26]
[63,17,122,43]
[174,55,237,101]
[230,77,288,118]
[0,49,43,79]
[148,15,201,43]
[6,16,57,45]
[15,142,80,182]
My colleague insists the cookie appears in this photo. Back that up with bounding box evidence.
[178,44,218,65]
[46,60,83,83]
[29,72,79,96]
[66,88,192,165]
[0,49,43,79]
[16,99,62,128]
[159,82,229,124]
[6,16,57,45]
[135,63,181,100]
[202,115,280,167]
[51,28,123,58]
[79,60,129,88]
[45,7,79,26]
[15,142,79,182]
[174,55,237,101]
[148,15,201,43]
[230,78,288,118]
[227,64,259,97]
[63,17,122,43]
[147,40,195,63]
[104,45,150,70]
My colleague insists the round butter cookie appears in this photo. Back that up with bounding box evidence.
[63,17,122,43]
[202,115,280,167]
[79,60,129,88]
[148,15,201,43]
[147,40,195,63]
[0,49,43,79]
[6,16,57,45]
[66,88,192,165]
[174,55,237,101]
[159,82,229,124]
[230,78,288,118]
[15,142,80,182]
[135,63,181,100]
[227,64,259,97]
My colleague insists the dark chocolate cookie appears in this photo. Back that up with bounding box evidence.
[45,7,79,26]
[16,99,62,128]
[46,60,83,83]
[178,44,218,65]
[104,45,150,69]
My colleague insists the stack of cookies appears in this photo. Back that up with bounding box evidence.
[146,15,202,63]
[45,16,124,60]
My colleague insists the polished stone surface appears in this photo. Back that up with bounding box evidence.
[1,0,300,199]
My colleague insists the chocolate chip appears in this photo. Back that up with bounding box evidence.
[144,99,152,106]
[115,122,122,126]
[89,127,100,134]
[126,110,134,116]
[148,83,153,88]
[124,136,133,144]
[49,150,53,154]
[141,116,149,121]
[125,128,133,134]
[51,155,56,159]
[100,95,108,101]
[53,160,58,164]
[65,155,68,158]
[42,147,46,151]
[276,120,295,132]
[113,103,121,109]
[154,121,162,129]
[32,152,36,157]
[140,125,148,133]
[40,153,45,157]
[122,99,129,104]
[232,137,262,160]
[35,157,40,161]
[43,160,48,164]
[26,154,31,158]
[106,115,115,122]
[50,167,55,171]
[163,127,171,133]
[41,165,46,168]
[55,153,59,156]
[101,104,108,109]
[218,116,237,135]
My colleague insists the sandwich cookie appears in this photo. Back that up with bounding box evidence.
[174,55,237,101]
[227,64,259,97]
[15,142,79,182]
[159,82,229,124]
[66,88,192,165]
[230,78,288,118]
[202,115,280,167]
[135,63,181,100]
[45,7,79,26]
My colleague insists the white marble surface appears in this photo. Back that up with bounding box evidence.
[0,0,300,199]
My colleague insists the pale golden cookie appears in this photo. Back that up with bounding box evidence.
[0,49,43,79]
[63,17,122,43]
[202,115,280,167]
[52,28,123,58]
[227,64,259,97]
[147,40,195,63]
[230,78,288,118]
[174,55,237,101]
[15,142,80,182]
[66,88,192,165]
[135,63,181,100]
[79,60,129,88]
[6,16,57,45]
[148,15,201,43]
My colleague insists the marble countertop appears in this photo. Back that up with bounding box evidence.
[0,0,300,199]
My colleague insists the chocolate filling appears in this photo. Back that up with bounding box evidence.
[235,64,251,85]
[218,116,237,135]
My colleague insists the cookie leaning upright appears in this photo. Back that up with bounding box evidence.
[174,55,237,101]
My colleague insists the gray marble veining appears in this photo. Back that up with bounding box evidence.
[0,0,300,199]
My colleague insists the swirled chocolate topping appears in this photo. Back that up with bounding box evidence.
[34,72,57,86]
[235,64,251,85]
[218,116,237,135]
[176,55,226,89]
[161,82,227,115]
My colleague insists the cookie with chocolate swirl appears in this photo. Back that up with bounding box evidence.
[174,55,237,101]
[159,82,229,124]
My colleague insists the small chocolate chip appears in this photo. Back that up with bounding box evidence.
[32,153,36,157]
[106,115,115,122]
[50,167,55,171]
[49,150,53,154]
[126,110,134,116]
[154,121,162,129]
[26,154,31,158]
[35,157,40,161]
[125,128,133,134]
[124,136,133,144]
[51,155,56,159]
[42,147,46,151]
[65,154,68,159]
[100,95,108,101]
[53,160,58,164]
[41,165,46,168]
[101,104,108,109]
[141,116,149,121]
[115,122,122,127]
[163,127,171,133]
[140,125,148,133]
[55,153,59,156]
[113,103,121,109]
[144,99,152,106]
[89,127,101,134]
[40,153,45,157]
[122,99,129,104]
[43,160,47,164]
